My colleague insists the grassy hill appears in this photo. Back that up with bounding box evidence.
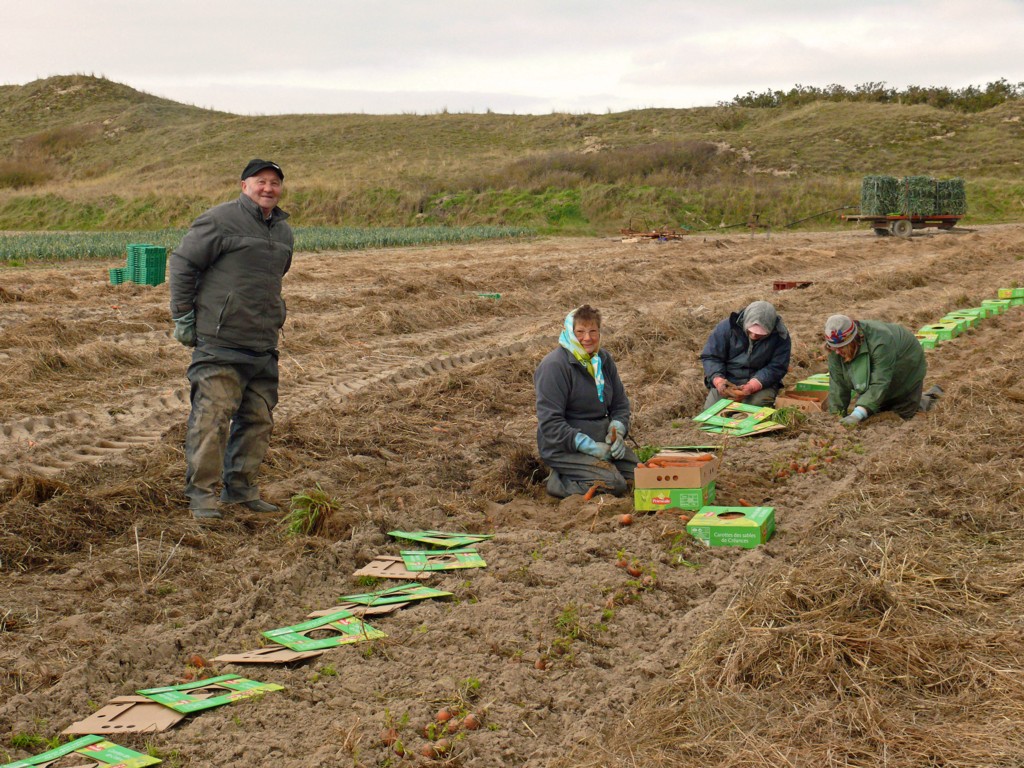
[2,74,1023,233]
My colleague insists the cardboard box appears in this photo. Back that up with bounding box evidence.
[981,299,1011,314]
[940,313,977,330]
[774,388,828,413]
[634,482,715,512]
[915,332,939,350]
[634,448,720,488]
[918,322,960,341]
[997,287,1024,299]
[686,505,775,549]
[794,373,830,392]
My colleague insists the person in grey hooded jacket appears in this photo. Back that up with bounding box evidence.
[700,300,791,409]
[168,159,293,520]
[534,305,638,499]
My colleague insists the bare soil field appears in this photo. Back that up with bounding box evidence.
[2,225,1023,767]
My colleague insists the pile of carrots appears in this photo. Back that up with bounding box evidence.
[636,452,717,469]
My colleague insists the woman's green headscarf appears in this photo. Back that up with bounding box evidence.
[558,307,606,402]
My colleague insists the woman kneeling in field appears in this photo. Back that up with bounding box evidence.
[533,305,638,499]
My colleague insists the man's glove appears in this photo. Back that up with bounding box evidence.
[840,405,869,427]
[574,433,612,461]
[172,310,196,347]
[740,378,763,396]
[606,420,626,459]
[713,376,730,395]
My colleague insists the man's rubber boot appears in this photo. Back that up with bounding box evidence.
[240,499,280,513]
[191,507,222,520]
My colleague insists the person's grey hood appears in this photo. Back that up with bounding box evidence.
[739,301,789,340]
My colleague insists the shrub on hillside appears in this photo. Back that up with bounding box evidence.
[0,161,52,189]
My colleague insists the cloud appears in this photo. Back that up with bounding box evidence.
[4,0,1024,114]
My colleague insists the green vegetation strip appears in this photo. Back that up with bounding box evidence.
[0,225,534,263]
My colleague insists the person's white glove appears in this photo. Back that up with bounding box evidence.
[575,433,612,460]
[606,420,626,459]
[172,310,196,347]
[840,406,869,427]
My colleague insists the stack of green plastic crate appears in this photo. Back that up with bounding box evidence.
[126,244,167,286]
[860,175,900,216]
[861,174,966,216]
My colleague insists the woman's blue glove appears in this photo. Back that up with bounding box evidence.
[574,433,612,460]
[840,405,869,427]
[606,420,626,459]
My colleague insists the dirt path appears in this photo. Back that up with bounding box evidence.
[1,225,1022,767]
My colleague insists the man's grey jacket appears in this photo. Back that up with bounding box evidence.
[169,193,293,352]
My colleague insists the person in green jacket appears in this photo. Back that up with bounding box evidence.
[823,314,940,426]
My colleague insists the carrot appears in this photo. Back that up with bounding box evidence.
[583,482,602,501]
[737,499,754,507]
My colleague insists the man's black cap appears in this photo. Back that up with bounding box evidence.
[241,159,284,180]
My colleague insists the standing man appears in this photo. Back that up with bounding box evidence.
[168,159,294,520]
[700,300,791,409]
[823,314,939,426]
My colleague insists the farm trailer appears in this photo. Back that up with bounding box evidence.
[841,213,962,238]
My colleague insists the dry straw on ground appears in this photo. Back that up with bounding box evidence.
[2,229,1024,767]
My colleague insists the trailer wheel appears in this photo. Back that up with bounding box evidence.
[891,219,913,238]
[873,227,890,237]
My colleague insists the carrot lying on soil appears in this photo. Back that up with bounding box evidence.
[583,482,602,501]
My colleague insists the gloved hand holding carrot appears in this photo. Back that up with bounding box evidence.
[605,420,626,459]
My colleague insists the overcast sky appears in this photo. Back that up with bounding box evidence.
[7,0,1024,116]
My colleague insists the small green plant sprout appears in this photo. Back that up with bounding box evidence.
[284,483,341,536]
[666,531,701,568]
[635,444,660,463]
[456,676,482,706]
[320,664,338,676]
[9,732,45,750]
[555,604,581,640]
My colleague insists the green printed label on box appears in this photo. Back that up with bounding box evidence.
[686,506,776,549]
[794,372,830,391]
[997,287,1024,299]
[339,583,453,606]
[0,735,161,768]
[400,548,487,571]
[263,610,386,652]
[634,482,715,512]
[981,299,1011,314]
[388,530,494,549]
[138,674,284,714]
[940,313,976,330]
[918,322,959,341]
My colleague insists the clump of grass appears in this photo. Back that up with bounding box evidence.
[283,484,339,536]
[635,444,661,463]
